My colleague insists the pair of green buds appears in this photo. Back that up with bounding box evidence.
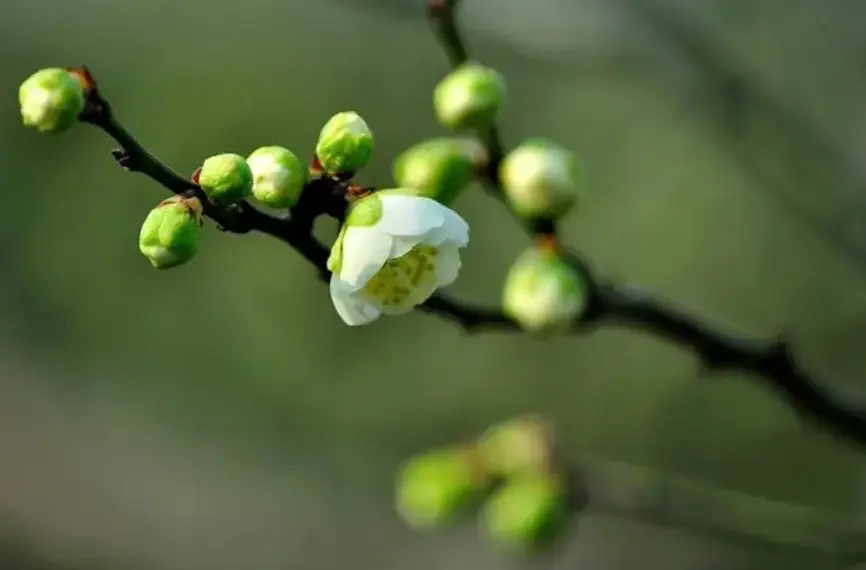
[396,416,573,552]
[428,61,583,221]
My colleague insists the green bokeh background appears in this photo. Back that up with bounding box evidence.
[1,0,866,568]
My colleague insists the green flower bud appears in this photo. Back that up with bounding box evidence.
[396,445,490,529]
[480,473,570,552]
[198,153,253,205]
[392,138,487,205]
[138,196,202,269]
[478,416,555,478]
[19,68,85,134]
[246,146,306,208]
[433,62,505,130]
[500,139,582,220]
[502,248,587,334]
[315,111,373,175]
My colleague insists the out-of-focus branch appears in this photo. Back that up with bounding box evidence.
[425,0,866,452]
[620,0,866,267]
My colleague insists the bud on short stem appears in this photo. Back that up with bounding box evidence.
[138,196,202,269]
[315,111,373,176]
[198,153,253,205]
[502,247,588,334]
[500,139,582,221]
[392,137,487,205]
[19,68,85,134]
[434,61,506,131]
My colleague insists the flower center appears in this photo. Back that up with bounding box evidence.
[363,244,439,309]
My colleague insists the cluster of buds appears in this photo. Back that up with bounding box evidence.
[395,416,573,552]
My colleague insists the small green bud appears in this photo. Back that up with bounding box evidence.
[198,153,253,205]
[480,473,570,552]
[502,247,587,334]
[500,139,582,220]
[396,445,489,529]
[478,416,555,478]
[315,111,373,175]
[19,68,85,134]
[138,196,202,269]
[246,146,306,208]
[392,138,487,205]
[433,61,505,130]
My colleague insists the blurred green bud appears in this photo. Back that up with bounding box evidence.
[198,153,253,205]
[138,196,202,269]
[480,473,570,552]
[315,111,373,175]
[478,416,555,478]
[392,138,487,205]
[246,146,306,208]
[499,139,581,220]
[433,62,505,130]
[396,445,489,529]
[502,247,587,334]
[19,68,85,134]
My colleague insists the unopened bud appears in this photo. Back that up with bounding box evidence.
[246,146,306,208]
[315,111,373,176]
[19,68,85,134]
[392,138,486,205]
[138,196,202,269]
[433,62,505,130]
[502,247,587,334]
[480,473,570,552]
[478,416,556,478]
[500,139,581,220]
[198,153,253,205]
[396,445,490,529]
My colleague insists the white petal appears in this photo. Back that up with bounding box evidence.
[390,235,422,258]
[339,226,393,290]
[423,207,470,247]
[330,277,381,325]
[376,194,445,237]
[434,244,462,287]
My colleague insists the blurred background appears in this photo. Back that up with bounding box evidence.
[3,0,866,568]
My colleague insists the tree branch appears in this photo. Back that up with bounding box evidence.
[63,1,866,457]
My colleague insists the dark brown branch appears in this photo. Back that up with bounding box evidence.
[60,0,866,460]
